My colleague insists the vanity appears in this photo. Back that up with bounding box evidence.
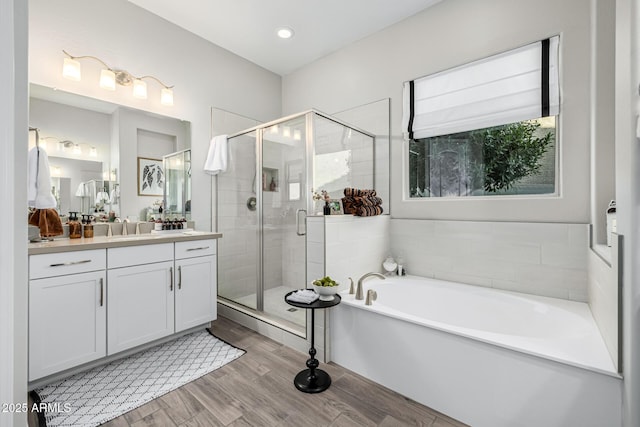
[27,231,221,385]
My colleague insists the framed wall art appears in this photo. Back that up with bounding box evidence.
[137,157,164,196]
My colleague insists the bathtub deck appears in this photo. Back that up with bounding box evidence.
[62,316,468,427]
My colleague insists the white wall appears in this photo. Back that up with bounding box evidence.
[29,0,282,232]
[0,0,28,425]
[615,0,640,425]
[283,0,606,224]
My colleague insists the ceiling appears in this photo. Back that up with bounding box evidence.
[127,0,441,76]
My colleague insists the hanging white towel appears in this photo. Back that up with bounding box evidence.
[204,134,228,175]
[109,186,120,204]
[27,146,57,209]
[75,182,87,197]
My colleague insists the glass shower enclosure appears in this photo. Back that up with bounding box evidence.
[216,110,375,335]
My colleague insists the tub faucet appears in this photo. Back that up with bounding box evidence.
[365,289,378,306]
[356,272,385,300]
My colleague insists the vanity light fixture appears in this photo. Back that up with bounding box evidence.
[61,50,174,106]
[89,146,98,157]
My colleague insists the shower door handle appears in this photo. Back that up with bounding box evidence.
[296,209,307,236]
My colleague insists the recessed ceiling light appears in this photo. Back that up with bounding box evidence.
[276,27,294,39]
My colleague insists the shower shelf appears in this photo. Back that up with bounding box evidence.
[262,167,279,192]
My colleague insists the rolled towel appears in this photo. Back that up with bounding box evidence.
[356,205,384,217]
[344,188,376,197]
[286,289,319,304]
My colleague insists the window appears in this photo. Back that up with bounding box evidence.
[409,116,556,197]
[403,37,559,198]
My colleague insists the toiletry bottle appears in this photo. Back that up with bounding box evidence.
[154,217,162,231]
[270,177,276,191]
[323,202,331,215]
[68,212,82,239]
[83,219,94,238]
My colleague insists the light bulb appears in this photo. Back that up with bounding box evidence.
[89,147,97,157]
[62,57,81,81]
[270,125,279,134]
[161,87,174,106]
[283,126,291,137]
[99,69,116,91]
[132,79,147,99]
[73,144,81,155]
[294,130,302,141]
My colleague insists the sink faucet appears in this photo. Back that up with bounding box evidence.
[356,272,385,300]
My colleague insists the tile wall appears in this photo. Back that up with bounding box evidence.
[306,214,390,361]
[588,235,620,371]
[389,219,590,301]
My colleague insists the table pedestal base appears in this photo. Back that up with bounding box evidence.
[293,368,331,393]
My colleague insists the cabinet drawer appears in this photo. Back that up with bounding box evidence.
[108,243,174,268]
[175,239,217,259]
[29,249,106,279]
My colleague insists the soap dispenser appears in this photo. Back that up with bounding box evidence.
[82,215,94,238]
[68,212,81,239]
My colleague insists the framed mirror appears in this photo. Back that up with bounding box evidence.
[29,83,191,221]
[163,149,192,220]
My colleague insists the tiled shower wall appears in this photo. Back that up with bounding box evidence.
[307,214,390,362]
[389,219,590,302]
[588,235,620,371]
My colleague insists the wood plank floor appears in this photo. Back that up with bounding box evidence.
[32,316,469,427]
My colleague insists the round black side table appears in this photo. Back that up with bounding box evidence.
[284,290,341,393]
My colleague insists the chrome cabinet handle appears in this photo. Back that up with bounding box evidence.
[186,246,209,252]
[169,267,173,291]
[296,209,307,236]
[178,266,182,289]
[49,259,91,267]
[99,278,104,307]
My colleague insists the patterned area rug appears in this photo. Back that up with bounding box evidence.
[31,329,245,427]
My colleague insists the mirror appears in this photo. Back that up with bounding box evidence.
[163,149,192,220]
[29,83,191,220]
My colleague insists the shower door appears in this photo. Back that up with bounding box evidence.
[217,131,259,310]
[217,114,309,334]
[260,116,308,330]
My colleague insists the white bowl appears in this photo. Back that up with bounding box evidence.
[312,283,340,301]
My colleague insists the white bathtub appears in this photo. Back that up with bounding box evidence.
[330,275,622,427]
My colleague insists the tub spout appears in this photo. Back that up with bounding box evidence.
[356,272,385,300]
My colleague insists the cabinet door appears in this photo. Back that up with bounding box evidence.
[175,255,216,332]
[29,271,106,381]
[107,261,174,354]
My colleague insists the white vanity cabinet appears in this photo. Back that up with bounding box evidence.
[107,243,174,355]
[28,250,107,381]
[174,240,217,332]
[28,233,220,383]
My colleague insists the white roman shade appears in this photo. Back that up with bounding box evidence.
[403,36,560,140]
